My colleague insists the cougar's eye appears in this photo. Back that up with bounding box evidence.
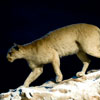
[9,52,12,56]
[14,46,19,51]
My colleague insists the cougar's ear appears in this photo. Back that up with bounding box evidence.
[13,43,17,46]
[14,45,19,51]
[13,43,18,50]
[14,45,23,51]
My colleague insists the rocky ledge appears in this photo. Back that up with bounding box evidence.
[0,70,100,100]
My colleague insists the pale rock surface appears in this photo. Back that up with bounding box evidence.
[1,70,100,100]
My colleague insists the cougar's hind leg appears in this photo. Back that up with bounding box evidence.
[76,51,91,77]
[79,33,100,58]
[86,46,100,58]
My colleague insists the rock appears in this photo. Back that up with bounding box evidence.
[1,70,100,100]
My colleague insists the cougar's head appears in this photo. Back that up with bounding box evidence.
[7,43,24,62]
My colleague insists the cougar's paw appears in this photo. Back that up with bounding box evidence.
[76,72,85,77]
[56,75,63,83]
[23,83,29,88]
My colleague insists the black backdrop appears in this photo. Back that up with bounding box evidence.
[0,0,100,93]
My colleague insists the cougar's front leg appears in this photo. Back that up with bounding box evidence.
[24,67,43,87]
[52,50,63,82]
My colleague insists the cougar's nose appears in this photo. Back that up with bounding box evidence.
[8,58,12,62]
[7,56,13,62]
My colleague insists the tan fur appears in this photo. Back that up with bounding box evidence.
[7,23,100,87]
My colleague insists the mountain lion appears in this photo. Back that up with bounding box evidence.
[7,23,100,87]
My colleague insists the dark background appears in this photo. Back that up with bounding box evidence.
[0,0,100,93]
